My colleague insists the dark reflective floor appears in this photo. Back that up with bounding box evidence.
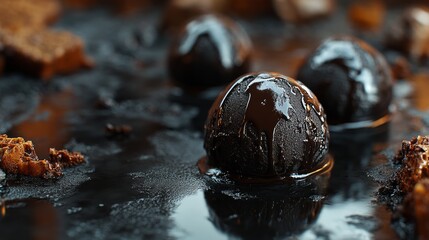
[0,3,428,240]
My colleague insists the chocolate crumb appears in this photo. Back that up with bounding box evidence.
[49,148,85,168]
[105,123,133,136]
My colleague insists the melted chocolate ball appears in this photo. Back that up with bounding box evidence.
[297,36,393,128]
[168,15,252,87]
[204,72,329,178]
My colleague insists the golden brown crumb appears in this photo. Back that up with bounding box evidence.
[0,134,85,179]
[0,28,93,80]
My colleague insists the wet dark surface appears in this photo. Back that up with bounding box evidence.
[0,3,429,240]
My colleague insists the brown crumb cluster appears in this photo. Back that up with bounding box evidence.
[379,136,429,238]
[0,134,85,179]
[393,136,429,193]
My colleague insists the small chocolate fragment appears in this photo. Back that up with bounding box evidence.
[204,72,329,178]
[297,36,393,128]
[105,123,133,136]
[168,15,252,87]
[95,98,116,109]
[0,0,61,32]
[0,134,85,179]
[0,28,92,80]
[348,0,385,31]
[386,6,429,61]
[49,148,85,168]
[273,0,335,23]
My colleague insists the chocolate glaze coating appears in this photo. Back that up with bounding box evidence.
[297,36,393,127]
[204,72,329,178]
[168,15,252,87]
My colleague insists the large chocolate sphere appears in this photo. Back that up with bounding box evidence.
[204,72,329,178]
[297,36,393,128]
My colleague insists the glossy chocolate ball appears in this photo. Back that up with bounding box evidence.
[297,36,393,128]
[386,6,429,61]
[168,15,252,87]
[204,72,329,178]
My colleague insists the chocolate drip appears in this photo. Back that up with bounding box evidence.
[240,73,293,174]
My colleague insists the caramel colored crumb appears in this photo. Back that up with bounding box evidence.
[348,0,385,31]
[0,28,92,80]
[0,134,85,179]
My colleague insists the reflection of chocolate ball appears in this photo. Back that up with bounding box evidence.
[168,15,252,87]
[204,170,330,239]
[297,36,393,127]
[204,72,329,178]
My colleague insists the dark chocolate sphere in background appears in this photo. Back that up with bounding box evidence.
[296,36,393,128]
[204,72,329,178]
[386,6,429,61]
[168,15,252,87]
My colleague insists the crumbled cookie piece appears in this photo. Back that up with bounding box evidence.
[0,135,61,178]
[0,0,61,32]
[0,134,85,179]
[0,28,92,80]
